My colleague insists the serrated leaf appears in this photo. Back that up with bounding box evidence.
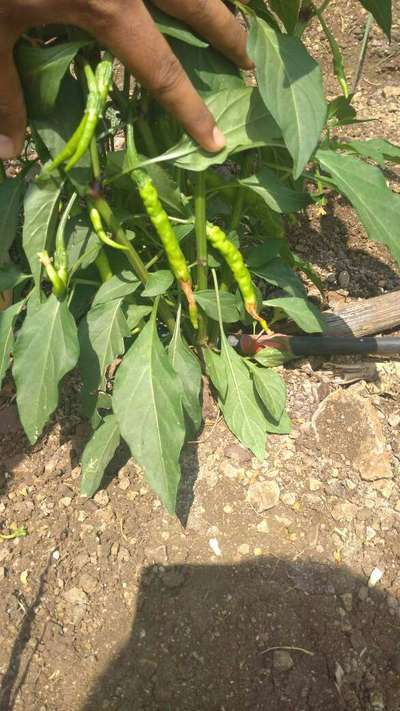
[194,290,240,323]
[203,348,228,400]
[248,17,327,178]
[13,295,79,443]
[0,301,23,388]
[93,271,140,306]
[80,414,120,497]
[142,270,174,298]
[0,176,25,261]
[113,316,186,513]
[240,167,311,213]
[79,299,131,417]
[23,177,62,286]
[251,366,287,421]
[359,0,391,39]
[220,340,266,460]
[168,323,202,435]
[252,258,307,297]
[317,149,400,264]
[263,296,325,332]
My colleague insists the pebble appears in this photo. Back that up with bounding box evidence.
[340,592,353,613]
[388,413,400,428]
[383,85,400,99]
[63,587,88,606]
[0,566,5,580]
[208,538,222,557]
[79,573,98,595]
[256,520,270,533]
[365,526,377,542]
[93,490,109,507]
[59,497,72,508]
[247,480,280,513]
[308,478,322,492]
[358,586,369,601]
[52,550,60,561]
[281,492,296,506]
[238,544,250,556]
[220,461,240,479]
[273,650,294,673]
[373,479,394,499]
[118,478,130,491]
[223,504,233,514]
[338,270,351,289]
[368,567,383,588]
[331,500,358,522]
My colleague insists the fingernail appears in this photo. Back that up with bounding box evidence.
[0,135,15,159]
[212,126,226,151]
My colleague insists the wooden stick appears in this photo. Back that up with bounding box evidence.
[322,290,400,337]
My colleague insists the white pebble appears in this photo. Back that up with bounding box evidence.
[208,538,222,557]
[368,567,383,588]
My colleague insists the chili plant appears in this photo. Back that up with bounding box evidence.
[0,0,398,513]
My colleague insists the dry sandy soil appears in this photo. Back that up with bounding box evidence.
[1,2,400,709]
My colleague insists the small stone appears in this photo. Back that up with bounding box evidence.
[59,496,72,508]
[111,542,119,557]
[373,479,394,499]
[365,526,376,542]
[208,538,222,557]
[331,500,358,522]
[223,504,233,514]
[308,478,322,492]
[247,480,280,513]
[238,543,250,556]
[358,586,369,601]
[383,85,400,99]
[52,550,60,561]
[368,567,383,588]
[63,587,88,606]
[254,547,263,556]
[256,520,270,533]
[79,573,98,595]
[369,690,385,710]
[388,413,400,428]
[0,566,5,580]
[273,650,294,673]
[117,547,130,563]
[224,444,252,465]
[93,490,109,507]
[340,593,353,613]
[220,461,240,479]
[338,270,351,289]
[118,478,130,491]
[281,492,297,506]
[394,500,400,513]
[77,510,87,522]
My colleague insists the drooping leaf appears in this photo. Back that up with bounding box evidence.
[264,408,292,434]
[16,41,89,118]
[93,271,140,306]
[149,88,282,172]
[0,301,23,388]
[248,16,327,178]
[240,167,311,213]
[317,149,400,264]
[251,258,307,297]
[269,0,302,34]
[263,296,325,332]
[22,176,62,286]
[359,0,392,39]
[194,290,241,323]
[113,315,186,513]
[0,265,30,292]
[250,365,287,421]
[13,295,79,443]
[203,347,228,401]
[79,299,131,416]
[142,270,174,298]
[220,339,267,460]
[345,138,400,165]
[168,321,202,435]
[150,6,208,47]
[0,175,25,261]
[80,414,121,497]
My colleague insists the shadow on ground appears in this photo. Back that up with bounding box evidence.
[80,558,400,711]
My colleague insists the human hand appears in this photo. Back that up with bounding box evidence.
[0,0,252,159]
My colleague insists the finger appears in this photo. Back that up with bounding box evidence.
[155,0,253,70]
[89,1,226,153]
[0,35,26,159]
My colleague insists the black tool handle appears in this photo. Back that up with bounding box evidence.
[290,336,400,356]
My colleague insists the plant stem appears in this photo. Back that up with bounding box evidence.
[0,161,6,184]
[90,136,101,180]
[351,13,373,97]
[194,172,208,343]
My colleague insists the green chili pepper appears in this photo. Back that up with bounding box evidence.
[54,192,77,287]
[40,116,87,177]
[136,172,198,329]
[89,205,129,252]
[37,250,66,298]
[206,223,269,332]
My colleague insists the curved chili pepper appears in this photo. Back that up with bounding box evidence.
[206,223,269,332]
[37,250,65,298]
[89,205,129,252]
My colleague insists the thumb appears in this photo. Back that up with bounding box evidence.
[0,38,26,159]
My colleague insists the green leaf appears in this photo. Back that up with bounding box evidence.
[264,408,292,434]
[252,258,307,297]
[169,37,244,93]
[124,303,153,330]
[65,217,101,272]
[317,149,400,264]
[93,271,140,306]
[263,296,325,332]
[359,0,392,39]
[152,88,282,172]
[80,414,120,497]
[220,340,266,460]
[254,347,294,368]
[248,17,327,178]
[168,321,202,435]
[194,290,240,323]
[251,366,287,421]
[203,347,228,400]
[0,301,23,388]
[142,270,174,297]
[22,176,62,286]
[150,6,208,47]
[240,167,311,213]
[13,295,79,443]
[79,299,131,417]
[0,176,25,261]
[0,265,30,292]
[16,41,89,118]
[290,253,324,293]
[345,138,400,165]
[246,241,283,267]
[269,0,301,33]
[113,315,186,513]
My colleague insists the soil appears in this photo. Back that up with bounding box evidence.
[1,3,400,710]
